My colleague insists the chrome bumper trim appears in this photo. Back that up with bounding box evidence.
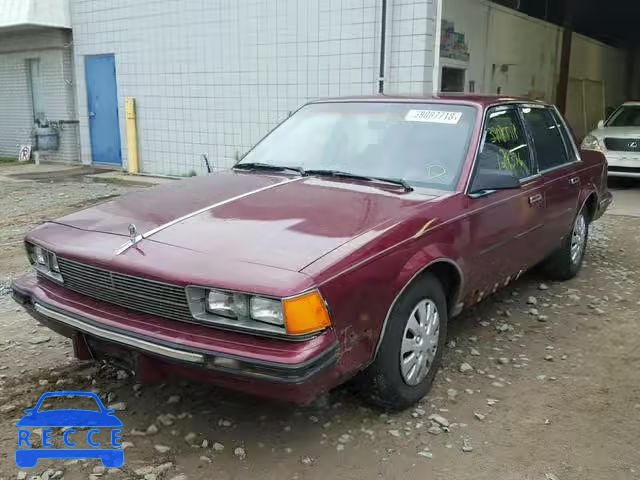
[34,302,205,364]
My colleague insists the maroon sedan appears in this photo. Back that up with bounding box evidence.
[12,95,611,409]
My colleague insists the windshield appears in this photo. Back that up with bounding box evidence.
[238,102,477,190]
[606,105,640,127]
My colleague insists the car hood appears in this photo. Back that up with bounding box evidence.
[590,127,640,139]
[53,171,440,272]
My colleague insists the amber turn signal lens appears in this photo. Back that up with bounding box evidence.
[283,290,331,335]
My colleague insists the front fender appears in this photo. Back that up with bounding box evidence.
[318,237,466,374]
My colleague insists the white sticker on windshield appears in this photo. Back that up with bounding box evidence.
[405,109,462,124]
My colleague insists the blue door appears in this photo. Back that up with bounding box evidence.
[85,54,122,166]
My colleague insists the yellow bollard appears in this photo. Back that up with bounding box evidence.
[125,97,139,174]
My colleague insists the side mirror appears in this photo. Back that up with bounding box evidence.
[469,168,521,195]
[597,119,605,129]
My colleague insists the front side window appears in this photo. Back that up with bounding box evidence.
[477,107,533,180]
[238,102,477,191]
[521,107,570,171]
[606,105,640,127]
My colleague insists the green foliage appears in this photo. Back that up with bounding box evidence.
[175,170,198,177]
[0,156,19,164]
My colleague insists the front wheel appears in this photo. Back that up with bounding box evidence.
[354,273,447,410]
[543,209,589,280]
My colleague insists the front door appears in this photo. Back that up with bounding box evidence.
[85,54,121,166]
[465,105,547,300]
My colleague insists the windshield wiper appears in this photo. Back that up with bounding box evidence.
[305,169,413,192]
[233,162,305,176]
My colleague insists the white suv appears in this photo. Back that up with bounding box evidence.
[581,102,640,178]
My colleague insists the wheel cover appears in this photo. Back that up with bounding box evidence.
[570,214,587,265]
[400,299,440,386]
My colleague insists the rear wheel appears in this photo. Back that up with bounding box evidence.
[354,274,447,410]
[543,208,589,280]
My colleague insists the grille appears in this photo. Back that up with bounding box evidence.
[57,258,193,322]
[604,138,640,152]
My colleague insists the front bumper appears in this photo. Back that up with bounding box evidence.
[12,274,341,403]
[605,152,640,178]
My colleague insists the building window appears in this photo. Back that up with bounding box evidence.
[441,67,466,93]
[27,58,45,124]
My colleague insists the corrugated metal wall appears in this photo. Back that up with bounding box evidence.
[0,28,79,162]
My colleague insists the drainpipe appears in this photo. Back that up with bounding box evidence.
[556,0,575,114]
[432,0,443,94]
[378,0,388,94]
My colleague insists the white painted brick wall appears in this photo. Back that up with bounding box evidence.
[0,29,79,162]
[70,0,436,175]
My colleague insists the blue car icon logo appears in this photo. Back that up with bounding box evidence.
[16,391,124,468]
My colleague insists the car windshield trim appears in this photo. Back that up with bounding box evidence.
[235,102,477,192]
[304,169,413,192]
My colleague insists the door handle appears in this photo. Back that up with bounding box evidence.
[528,193,543,206]
[88,111,96,118]
[569,176,580,185]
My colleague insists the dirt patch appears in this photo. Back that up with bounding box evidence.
[0,170,638,480]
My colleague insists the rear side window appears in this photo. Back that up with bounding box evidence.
[521,107,570,171]
[550,109,578,160]
[478,108,533,179]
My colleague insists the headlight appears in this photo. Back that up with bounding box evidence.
[206,290,248,318]
[250,297,284,326]
[581,135,603,151]
[25,242,63,283]
[32,245,47,265]
[187,287,331,336]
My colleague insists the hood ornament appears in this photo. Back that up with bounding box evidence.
[128,223,139,244]
[114,224,143,255]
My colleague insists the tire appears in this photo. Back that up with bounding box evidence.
[354,273,447,410]
[543,208,589,281]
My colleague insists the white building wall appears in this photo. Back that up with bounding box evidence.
[570,34,628,109]
[70,0,438,175]
[0,29,79,162]
[0,0,71,29]
[442,0,629,136]
[385,0,437,95]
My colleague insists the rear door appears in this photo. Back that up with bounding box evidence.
[465,105,547,299]
[519,105,580,255]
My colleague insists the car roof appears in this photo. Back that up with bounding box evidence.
[309,94,549,108]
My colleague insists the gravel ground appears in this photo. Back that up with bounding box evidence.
[0,165,638,480]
